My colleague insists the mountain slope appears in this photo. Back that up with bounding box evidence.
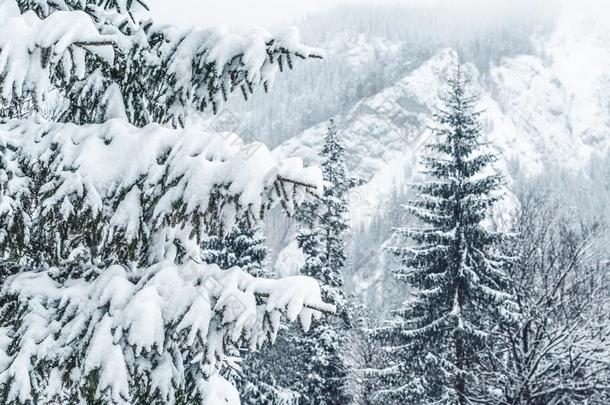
[275,7,610,225]
[270,5,610,297]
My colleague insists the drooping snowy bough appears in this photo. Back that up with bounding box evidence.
[0,118,330,404]
[0,262,333,404]
[0,119,322,268]
[0,1,329,404]
[0,0,321,126]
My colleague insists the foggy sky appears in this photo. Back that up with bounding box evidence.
[146,0,428,30]
[146,0,605,32]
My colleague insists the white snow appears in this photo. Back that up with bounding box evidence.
[544,1,610,148]
[0,260,334,403]
[202,373,241,405]
[0,119,322,261]
[100,82,128,121]
[0,8,114,103]
[0,0,19,23]
[273,239,306,277]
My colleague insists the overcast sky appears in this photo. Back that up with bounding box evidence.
[146,0,605,31]
[146,0,420,30]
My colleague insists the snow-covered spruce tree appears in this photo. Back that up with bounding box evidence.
[292,119,352,404]
[200,217,295,403]
[228,119,355,405]
[375,66,514,404]
[0,1,333,404]
[299,119,349,306]
[201,217,268,278]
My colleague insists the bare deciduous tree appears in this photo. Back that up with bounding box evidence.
[479,185,610,405]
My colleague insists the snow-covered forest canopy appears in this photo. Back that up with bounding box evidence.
[1,0,609,404]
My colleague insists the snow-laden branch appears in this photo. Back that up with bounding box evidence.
[0,9,114,103]
[0,2,323,126]
[0,119,322,268]
[163,25,322,117]
[0,261,333,404]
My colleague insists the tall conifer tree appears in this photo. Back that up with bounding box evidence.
[376,65,514,404]
[295,119,352,404]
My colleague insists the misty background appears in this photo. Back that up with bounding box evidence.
[1,0,608,403]
[145,0,610,307]
[190,2,610,402]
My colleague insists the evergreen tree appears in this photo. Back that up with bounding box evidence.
[0,2,332,403]
[375,65,514,404]
[294,119,352,404]
[299,119,349,300]
[201,217,268,277]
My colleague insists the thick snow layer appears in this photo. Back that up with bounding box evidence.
[0,0,19,22]
[0,7,114,103]
[0,261,333,403]
[0,119,322,265]
[203,374,241,405]
[273,239,306,277]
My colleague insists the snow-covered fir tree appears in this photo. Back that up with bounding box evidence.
[201,217,268,277]
[0,1,333,404]
[293,119,352,404]
[299,119,349,302]
[235,119,355,405]
[375,65,514,404]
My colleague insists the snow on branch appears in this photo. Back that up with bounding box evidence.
[0,260,334,404]
[14,0,146,17]
[0,119,322,267]
[0,9,115,104]
[1,1,322,127]
[128,25,323,126]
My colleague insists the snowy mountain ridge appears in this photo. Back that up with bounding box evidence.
[275,5,610,224]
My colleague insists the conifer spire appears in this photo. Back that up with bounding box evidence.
[294,118,352,404]
[376,65,514,404]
